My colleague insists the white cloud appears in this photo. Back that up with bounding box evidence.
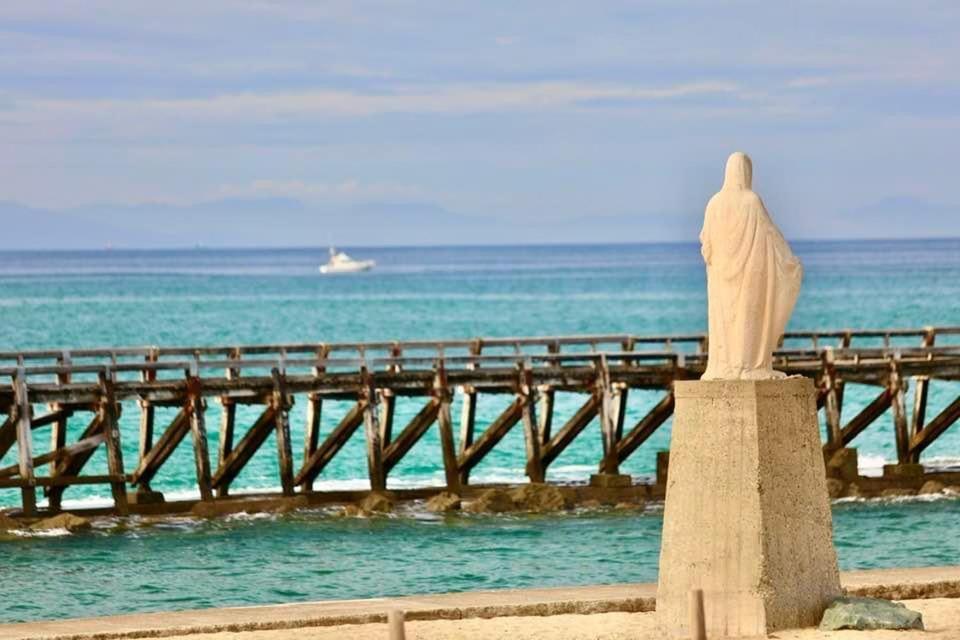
[11,80,741,123]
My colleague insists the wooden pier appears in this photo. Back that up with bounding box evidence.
[1,325,959,516]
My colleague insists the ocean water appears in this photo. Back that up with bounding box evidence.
[1,240,959,623]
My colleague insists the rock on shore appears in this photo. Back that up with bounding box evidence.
[820,596,923,631]
[30,513,91,532]
[464,484,572,514]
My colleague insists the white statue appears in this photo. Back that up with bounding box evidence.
[700,152,803,380]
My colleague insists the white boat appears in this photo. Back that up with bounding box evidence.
[319,247,376,274]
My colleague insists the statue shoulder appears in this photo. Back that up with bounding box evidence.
[741,190,763,208]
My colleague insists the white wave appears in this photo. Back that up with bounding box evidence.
[224,511,276,522]
[857,454,888,477]
[10,527,70,538]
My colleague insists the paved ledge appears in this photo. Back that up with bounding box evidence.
[2,566,959,640]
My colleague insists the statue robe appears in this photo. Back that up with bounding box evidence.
[700,152,803,380]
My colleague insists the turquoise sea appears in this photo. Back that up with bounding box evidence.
[1,240,960,623]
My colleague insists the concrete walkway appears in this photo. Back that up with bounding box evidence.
[2,566,959,640]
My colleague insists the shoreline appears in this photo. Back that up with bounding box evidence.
[1,566,958,640]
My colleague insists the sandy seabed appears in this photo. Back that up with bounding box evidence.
[157,598,960,640]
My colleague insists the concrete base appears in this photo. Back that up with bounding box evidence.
[589,473,632,488]
[657,378,841,638]
[127,489,165,505]
[883,463,925,479]
[824,447,859,482]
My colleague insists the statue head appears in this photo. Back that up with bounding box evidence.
[723,151,752,190]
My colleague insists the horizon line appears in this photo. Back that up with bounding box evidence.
[0,235,957,254]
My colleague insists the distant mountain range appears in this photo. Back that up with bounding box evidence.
[0,195,955,249]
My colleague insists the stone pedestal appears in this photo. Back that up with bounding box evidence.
[589,473,632,488]
[883,463,924,479]
[657,378,841,637]
[824,447,859,482]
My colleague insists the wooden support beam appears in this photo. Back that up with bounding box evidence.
[272,369,295,496]
[45,413,105,507]
[382,398,440,474]
[0,474,126,489]
[908,328,937,463]
[361,374,386,492]
[186,377,213,501]
[301,345,328,493]
[0,415,14,461]
[457,396,524,484]
[908,395,960,458]
[379,389,396,447]
[0,409,73,462]
[598,358,627,474]
[49,351,72,510]
[520,392,543,482]
[13,370,36,515]
[828,388,892,451]
[519,367,544,483]
[130,408,189,486]
[295,401,365,487]
[616,390,675,464]
[436,387,460,492]
[211,405,277,491]
[302,394,321,492]
[537,387,555,446]
[216,399,236,497]
[98,372,129,515]
[458,387,477,457]
[137,349,157,493]
[541,393,600,469]
[216,348,240,497]
[0,433,105,478]
[821,349,844,445]
[47,408,70,512]
[889,363,910,464]
[458,341,482,459]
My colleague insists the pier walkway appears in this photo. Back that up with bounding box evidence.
[1,325,959,516]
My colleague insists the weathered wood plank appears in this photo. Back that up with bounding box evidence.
[295,401,365,487]
[458,387,477,457]
[0,474,125,489]
[520,390,544,483]
[45,413,105,507]
[909,395,960,458]
[541,393,600,469]
[537,387,555,446]
[821,350,844,445]
[616,390,675,464]
[436,387,460,491]
[379,389,396,447]
[0,433,106,478]
[211,405,277,491]
[273,369,294,496]
[457,397,524,484]
[829,388,893,450]
[98,372,129,515]
[216,399,236,497]
[889,363,910,463]
[302,394,322,492]
[13,370,36,515]
[382,398,440,474]
[187,378,213,501]
[361,377,386,492]
[130,408,189,486]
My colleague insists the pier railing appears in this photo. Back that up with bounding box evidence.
[1,325,959,515]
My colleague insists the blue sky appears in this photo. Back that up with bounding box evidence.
[1,1,958,247]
